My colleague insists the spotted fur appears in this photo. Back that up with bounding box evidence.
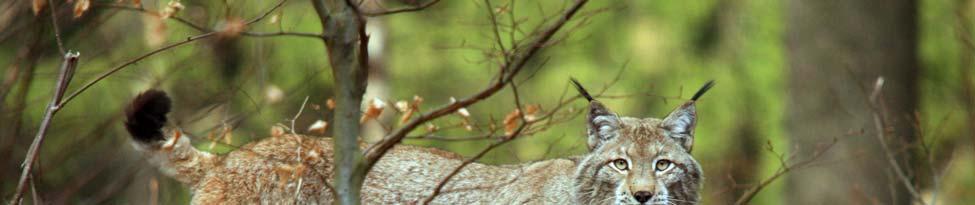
[125,80,712,204]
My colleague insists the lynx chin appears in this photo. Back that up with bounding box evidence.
[124,79,713,204]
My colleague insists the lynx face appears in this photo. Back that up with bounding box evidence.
[574,100,704,205]
[568,79,711,205]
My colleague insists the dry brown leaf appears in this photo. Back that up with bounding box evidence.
[360,97,385,123]
[264,85,284,104]
[449,97,471,118]
[425,123,439,132]
[32,0,45,16]
[308,120,328,135]
[268,13,280,24]
[394,100,409,112]
[457,108,470,118]
[143,15,167,47]
[326,98,336,110]
[503,109,521,135]
[220,126,233,144]
[159,0,184,19]
[412,95,424,108]
[218,18,246,38]
[523,104,541,122]
[395,100,419,124]
[73,0,90,19]
[205,128,218,149]
[399,109,415,124]
[303,150,321,162]
[270,125,286,138]
[397,95,423,123]
[132,0,142,6]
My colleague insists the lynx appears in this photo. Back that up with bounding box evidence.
[124,79,713,204]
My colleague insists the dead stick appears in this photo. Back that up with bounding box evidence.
[9,52,80,205]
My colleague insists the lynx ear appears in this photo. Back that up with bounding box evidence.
[662,80,714,152]
[571,78,621,150]
[587,101,621,150]
[662,102,696,151]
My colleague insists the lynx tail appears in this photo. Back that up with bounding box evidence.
[125,89,171,144]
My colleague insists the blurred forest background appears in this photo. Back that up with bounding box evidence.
[1,0,973,204]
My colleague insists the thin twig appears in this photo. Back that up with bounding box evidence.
[485,0,508,55]
[29,174,41,205]
[58,32,215,107]
[46,0,65,54]
[867,77,926,204]
[363,0,591,172]
[734,137,838,205]
[10,52,80,205]
[243,0,289,25]
[289,96,310,203]
[95,2,321,39]
[291,96,311,133]
[61,0,289,107]
[421,79,532,204]
[363,0,443,16]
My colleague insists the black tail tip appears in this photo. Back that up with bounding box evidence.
[691,80,715,101]
[570,77,594,102]
[125,89,172,144]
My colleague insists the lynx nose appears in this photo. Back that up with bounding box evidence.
[633,191,653,203]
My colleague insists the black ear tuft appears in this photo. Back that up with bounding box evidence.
[570,77,594,102]
[691,80,715,101]
[125,90,172,144]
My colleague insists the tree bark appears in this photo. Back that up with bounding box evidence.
[311,0,370,204]
[785,0,918,204]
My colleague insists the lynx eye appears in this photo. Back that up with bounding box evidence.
[611,159,629,171]
[655,159,672,172]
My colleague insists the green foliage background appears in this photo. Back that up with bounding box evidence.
[1,0,972,204]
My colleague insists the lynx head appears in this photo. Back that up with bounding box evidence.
[571,79,712,205]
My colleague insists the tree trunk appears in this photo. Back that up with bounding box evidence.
[785,0,918,204]
[311,0,370,204]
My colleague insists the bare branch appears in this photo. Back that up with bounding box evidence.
[734,137,837,205]
[246,0,289,24]
[421,78,532,204]
[291,96,311,134]
[363,0,442,17]
[96,2,321,39]
[484,0,508,55]
[364,0,591,173]
[867,77,926,204]
[58,32,216,107]
[10,52,80,205]
[61,0,291,107]
[46,0,65,54]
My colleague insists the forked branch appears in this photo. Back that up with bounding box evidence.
[363,0,591,172]
[734,137,837,205]
[866,77,926,204]
[10,52,80,205]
